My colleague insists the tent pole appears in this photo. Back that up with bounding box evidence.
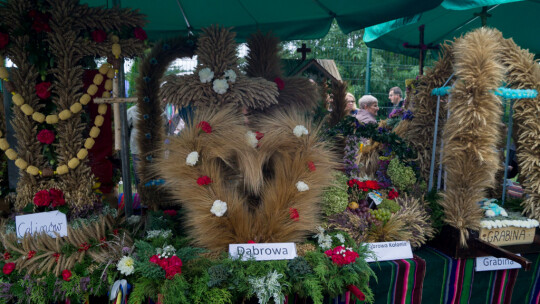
[501,99,513,206]
[365,48,372,94]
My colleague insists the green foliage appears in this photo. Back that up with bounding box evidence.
[379,199,401,213]
[321,172,349,216]
[425,190,445,234]
[504,197,525,212]
[128,278,159,304]
[287,257,313,282]
[133,240,165,279]
[162,275,190,304]
[208,264,232,288]
[387,158,417,192]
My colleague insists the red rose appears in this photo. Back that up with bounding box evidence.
[61,269,72,281]
[255,131,264,141]
[307,161,316,172]
[49,188,65,207]
[91,30,107,43]
[163,210,177,217]
[133,27,147,41]
[196,176,212,186]
[289,208,299,221]
[196,121,212,134]
[168,256,182,268]
[274,77,285,90]
[33,190,51,207]
[37,129,55,144]
[35,82,51,99]
[2,262,15,275]
[165,266,181,279]
[388,189,399,200]
[0,32,9,49]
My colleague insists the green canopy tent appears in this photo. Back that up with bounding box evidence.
[363,0,540,59]
[82,0,442,42]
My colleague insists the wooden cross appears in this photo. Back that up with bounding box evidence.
[402,25,438,75]
[474,6,492,27]
[297,43,311,61]
[94,76,137,151]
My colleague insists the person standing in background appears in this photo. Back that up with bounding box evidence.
[345,92,358,116]
[388,87,403,109]
[126,104,140,186]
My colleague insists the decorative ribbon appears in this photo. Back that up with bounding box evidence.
[432,86,538,99]
[144,179,165,187]
[347,285,366,302]
[109,279,129,304]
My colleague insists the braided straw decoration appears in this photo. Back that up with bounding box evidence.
[0,214,121,276]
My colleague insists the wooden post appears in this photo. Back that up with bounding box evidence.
[296,43,311,61]
[402,25,438,75]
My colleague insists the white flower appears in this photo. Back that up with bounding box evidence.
[246,131,258,148]
[198,68,214,83]
[224,69,237,83]
[293,125,309,137]
[335,233,345,244]
[186,151,199,166]
[485,210,495,217]
[211,200,228,217]
[126,215,140,225]
[500,209,508,217]
[213,79,229,94]
[116,256,135,276]
[296,181,309,192]
[146,229,172,239]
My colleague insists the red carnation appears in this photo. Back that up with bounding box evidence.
[91,29,107,43]
[196,121,212,134]
[37,129,55,144]
[61,269,72,281]
[164,209,177,217]
[255,131,264,141]
[0,32,9,49]
[365,180,380,190]
[274,77,285,90]
[33,190,51,207]
[307,161,316,172]
[196,176,212,186]
[324,246,359,266]
[2,262,15,275]
[289,208,299,221]
[149,255,160,265]
[134,27,147,41]
[388,189,399,200]
[35,82,51,99]
[49,188,65,207]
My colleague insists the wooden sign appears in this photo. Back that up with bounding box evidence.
[479,226,535,246]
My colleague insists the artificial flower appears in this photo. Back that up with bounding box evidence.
[307,161,316,172]
[246,131,258,148]
[163,210,177,217]
[289,208,299,221]
[197,121,212,133]
[198,68,214,83]
[186,151,199,166]
[91,30,107,43]
[35,82,51,99]
[293,125,308,137]
[49,188,65,207]
[133,27,147,41]
[196,176,212,186]
[61,269,72,281]
[210,200,227,217]
[224,69,237,83]
[274,77,285,90]
[295,181,309,192]
[2,263,15,275]
[33,190,51,207]
[117,256,135,276]
[0,32,9,49]
[37,129,55,144]
[324,246,359,266]
[213,79,229,94]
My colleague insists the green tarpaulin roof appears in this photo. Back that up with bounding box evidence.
[363,0,540,57]
[82,0,442,42]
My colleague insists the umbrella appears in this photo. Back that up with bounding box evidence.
[82,0,442,42]
[363,0,540,59]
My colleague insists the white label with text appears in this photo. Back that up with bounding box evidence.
[16,211,68,239]
[475,255,522,272]
[365,241,413,262]
[229,243,297,261]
